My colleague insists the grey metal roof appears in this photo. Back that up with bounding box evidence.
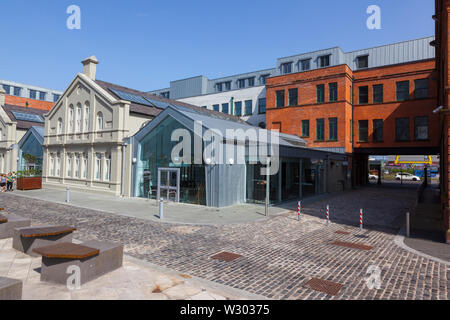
[149,36,435,100]
[2,104,46,130]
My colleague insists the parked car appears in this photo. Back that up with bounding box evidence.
[368,174,379,180]
[395,173,421,181]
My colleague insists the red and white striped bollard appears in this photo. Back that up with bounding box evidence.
[360,209,363,230]
[326,205,330,226]
[297,201,301,221]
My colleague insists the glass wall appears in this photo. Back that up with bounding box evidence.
[246,157,325,204]
[18,133,43,176]
[135,116,206,205]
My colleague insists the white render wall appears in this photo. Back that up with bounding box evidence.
[178,86,266,127]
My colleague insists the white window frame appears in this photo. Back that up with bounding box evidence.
[82,155,88,179]
[95,153,102,180]
[84,105,90,132]
[67,155,72,177]
[68,105,74,133]
[97,112,103,131]
[50,156,55,176]
[76,105,82,133]
[104,155,111,181]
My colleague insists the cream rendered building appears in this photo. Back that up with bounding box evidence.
[42,56,162,196]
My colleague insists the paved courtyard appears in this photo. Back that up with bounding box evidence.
[0,185,448,300]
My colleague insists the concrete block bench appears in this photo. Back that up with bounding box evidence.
[12,225,76,257]
[33,240,123,285]
[0,277,22,300]
[0,214,31,239]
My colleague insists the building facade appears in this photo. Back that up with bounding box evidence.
[0,79,63,105]
[265,39,438,187]
[0,88,48,174]
[149,37,435,132]
[435,0,450,243]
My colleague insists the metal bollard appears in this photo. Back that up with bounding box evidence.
[159,198,164,220]
[66,186,70,203]
[406,212,410,238]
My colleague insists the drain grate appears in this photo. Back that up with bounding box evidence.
[334,230,350,235]
[330,240,373,251]
[304,278,344,296]
[211,251,242,262]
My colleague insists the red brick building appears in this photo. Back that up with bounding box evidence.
[435,0,450,243]
[267,59,438,184]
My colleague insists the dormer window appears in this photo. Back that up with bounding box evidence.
[357,55,369,69]
[300,59,311,71]
[216,83,223,92]
[281,62,293,74]
[319,55,330,68]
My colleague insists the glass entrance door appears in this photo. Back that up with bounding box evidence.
[157,168,180,202]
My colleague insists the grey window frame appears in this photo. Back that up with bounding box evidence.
[276,90,285,108]
[281,62,293,74]
[13,87,22,96]
[2,85,11,94]
[234,101,242,116]
[222,103,229,114]
[316,119,325,141]
[414,116,429,141]
[373,84,383,104]
[414,79,429,99]
[258,98,266,114]
[39,91,46,101]
[358,120,369,142]
[329,82,338,102]
[29,89,37,99]
[373,119,383,142]
[396,117,410,141]
[328,118,338,141]
[301,120,310,137]
[319,55,330,68]
[396,81,410,101]
[244,100,253,115]
[300,59,311,71]
[238,79,246,89]
[288,88,298,106]
[357,55,369,69]
[359,86,369,104]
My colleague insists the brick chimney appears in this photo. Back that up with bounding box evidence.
[82,56,99,80]
[0,87,5,106]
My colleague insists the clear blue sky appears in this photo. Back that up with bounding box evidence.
[0,0,435,92]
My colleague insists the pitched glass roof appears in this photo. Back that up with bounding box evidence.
[11,111,44,123]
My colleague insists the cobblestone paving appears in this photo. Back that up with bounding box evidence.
[1,185,448,300]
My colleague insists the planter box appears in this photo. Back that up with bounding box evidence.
[16,177,42,191]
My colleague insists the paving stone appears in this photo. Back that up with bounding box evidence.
[0,186,448,300]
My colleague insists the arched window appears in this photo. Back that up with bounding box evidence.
[97,112,103,130]
[0,128,3,141]
[76,103,82,133]
[57,118,63,134]
[84,102,90,132]
[68,105,74,133]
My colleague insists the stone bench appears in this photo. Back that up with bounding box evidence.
[33,240,123,285]
[12,225,76,257]
[0,277,22,300]
[0,214,31,239]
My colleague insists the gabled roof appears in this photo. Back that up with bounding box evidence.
[134,104,306,148]
[2,104,46,130]
[95,79,249,123]
[18,126,45,148]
